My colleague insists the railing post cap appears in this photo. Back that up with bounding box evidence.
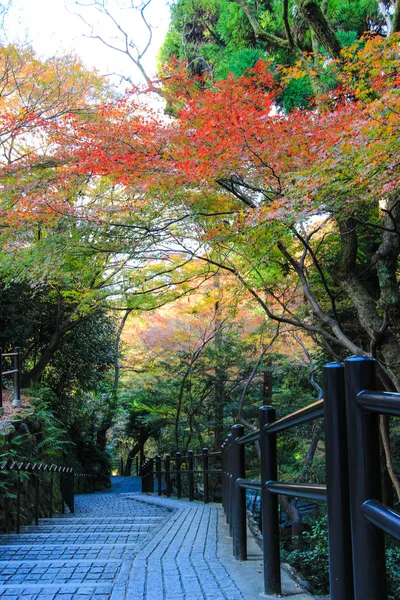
[345,355,375,363]
[188,449,193,454]
[323,361,344,369]
[203,447,208,452]
[259,405,274,412]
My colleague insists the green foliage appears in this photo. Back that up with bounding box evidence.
[283,514,400,597]
[214,48,265,80]
[0,282,55,352]
[283,514,330,593]
[160,0,388,110]
[387,545,400,600]
[277,76,314,113]
[41,310,118,413]
[327,0,381,34]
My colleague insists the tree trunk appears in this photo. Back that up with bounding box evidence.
[22,327,66,386]
[299,0,342,60]
[392,0,400,33]
[279,495,304,536]
[124,430,150,475]
[213,274,225,448]
[113,308,132,393]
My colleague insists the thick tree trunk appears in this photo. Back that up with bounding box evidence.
[124,430,150,476]
[113,308,132,393]
[298,0,342,59]
[22,326,66,386]
[392,0,400,33]
[279,495,304,536]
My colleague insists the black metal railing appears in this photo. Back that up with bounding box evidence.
[0,460,74,533]
[140,448,222,503]
[343,357,400,599]
[0,460,97,533]
[0,347,22,414]
[221,357,400,600]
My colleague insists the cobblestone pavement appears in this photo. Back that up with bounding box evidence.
[0,477,247,600]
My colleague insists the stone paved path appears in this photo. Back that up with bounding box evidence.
[0,477,247,600]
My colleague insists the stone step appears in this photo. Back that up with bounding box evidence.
[0,558,121,586]
[0,532,148,545]
[0,543,139,561]
[0,581,113,599]
[20,523,156,533]
[38,516,163,524]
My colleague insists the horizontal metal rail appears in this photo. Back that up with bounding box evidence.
[2,369,18,376]
[361,499,400,541]
[0,458,79,529]
[0,460,73,473]
[266,481,327,502]
[236,429,260,445]
[236,478,262,491]
[264,400,325,435]
[1,352,18,357]
[152,469,221,476]
[357,390,400,417]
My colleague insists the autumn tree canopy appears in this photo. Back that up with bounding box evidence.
[1,31,400,396]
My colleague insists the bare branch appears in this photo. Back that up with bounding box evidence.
[236,327,280,426]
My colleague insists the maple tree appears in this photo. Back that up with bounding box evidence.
[2,35,400,392]
[117,280,291,450]
[1,31,400,500]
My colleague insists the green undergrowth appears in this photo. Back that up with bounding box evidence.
[281,513,400,598]
[0,394,112,531]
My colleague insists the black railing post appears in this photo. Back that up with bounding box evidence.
[141,461,147,492]
[344,356,386,600]
[231,425,247,561]
[61,472,65,514]
[34,473,39,526]
[323,363,354,600]
[0,349,3,416]
[260,406,281,596]
[49,471,54,518]
[188,450,194,501]
[12,347,21,408]
[221,442,225,512]
[165,455,171,497]
[16,469,21,534]
[120,456,124,476]
[203,448,209,504]
[70,470,75,514]
[136,456,139,475]
[176,451,182,499]
[226,433,232,526]
[156,456,162,496]
[148,458,154,493]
